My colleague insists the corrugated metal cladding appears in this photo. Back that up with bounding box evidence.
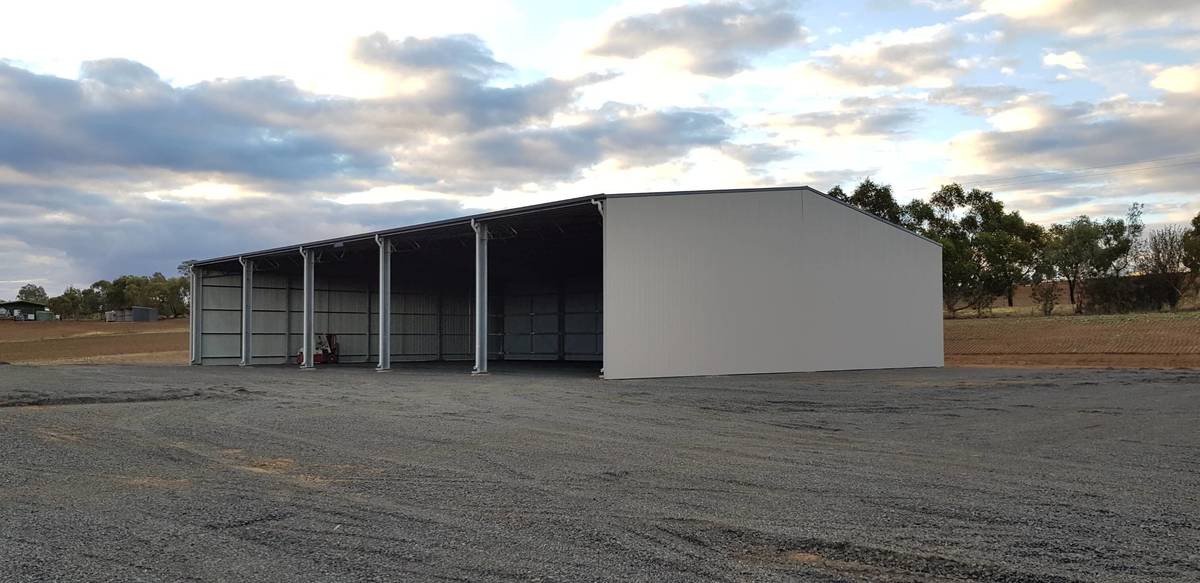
[198,270,468,365]
[196,268,603,366]
[602,188,943,380]
[195,186,939,377]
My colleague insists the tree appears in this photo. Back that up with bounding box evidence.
[849,179,903,225]
[1137,226,1193,310]
[905,184,1041,315]
[1046,218,1102,311]
[80,287,101,316]
[1184,211,1200,277]
[1079,204,1146,314]
[1029,276,1061,316]
[91,279,120,312]
[973,208,1045,307]
[826,185,849,203]
[1092,203,1144,278]
[148,272,189,317]
[47,286,85,319]
[83,273,189,317]
[16,283,48,304]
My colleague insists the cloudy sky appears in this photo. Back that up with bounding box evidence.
[2,0,1199,298]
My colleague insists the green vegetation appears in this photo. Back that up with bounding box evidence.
[16,283,50,304]
[39,274,189,320]
[828,180,1200,317]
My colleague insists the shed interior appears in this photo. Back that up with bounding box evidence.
[194,203,603,370]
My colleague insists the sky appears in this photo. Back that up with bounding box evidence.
[2,0,1199,299]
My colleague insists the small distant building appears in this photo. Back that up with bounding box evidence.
[1,300,49,321]
[105,306,159,322]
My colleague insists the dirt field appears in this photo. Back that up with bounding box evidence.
[4,312,1200,369]
[1,364,1197,582]
[0,319,188,364]
[944,311,1200,368]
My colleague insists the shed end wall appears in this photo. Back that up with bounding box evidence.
[603,189,942,379]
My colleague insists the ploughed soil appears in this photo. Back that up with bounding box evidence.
[4,313,1200,369]
[0,319,187,364]
[944,312,1200,368]
[1,364,1197,582]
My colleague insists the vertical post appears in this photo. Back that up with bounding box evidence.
[471,220,488,375]
[435,289,443,361]
[376,235,392,371]
[300,247,315,370]
[591,199,605,378]
[189,265,203,365]
[284,274,291,364]
[239,257,254,366]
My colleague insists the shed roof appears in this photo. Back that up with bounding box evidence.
[0,300,48,310]
[188,185,937,267]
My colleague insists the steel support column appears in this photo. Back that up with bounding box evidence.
[376,235,392,371]
[239,257,254,366]
[591,199,605,378]
[300,247,316,370]
[471,220,489,374]
[189,265,203,365]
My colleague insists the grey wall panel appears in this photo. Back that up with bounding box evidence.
[339,335,369,358]
[253,287,288,311]
[399,335,438,355]
[202,310,241,334]
[201,269,295,364]
[203,286,241,310]
[252,335,287,359]
[204,357,242,366]
[565,313,598,333]
[203,274,241,287]
[565,334,597,354]
[603,189,943,379]
[201,334,240,359]
[251,311,288,333]
[255,272,289,287]
[328,313,369,333]
[399,314,438,334]
[199,270,241,364]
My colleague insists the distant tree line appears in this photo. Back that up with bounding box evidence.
[17,274,191,320]
[827,180,1200,317]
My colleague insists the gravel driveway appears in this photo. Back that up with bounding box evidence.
[1,363,1197,582]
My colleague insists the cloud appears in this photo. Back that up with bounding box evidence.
[0,61,388,186]
[0,179,467,298]
[799,168,880,190]
[394,105,734,190]
[1152,64,1200,94]
[592,0,805,77]
[1043,50,1086,70]
[720,143,795,166]
[950,93,1200,197]
[0,32,759,298]
[786,96,922,136]
[0,49,616,193]
[966,0,1200,37]
[927,84,1023,114]
[353,33,513,80]
[813,24,964,88]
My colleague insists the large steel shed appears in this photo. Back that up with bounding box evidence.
[186,186,943,379]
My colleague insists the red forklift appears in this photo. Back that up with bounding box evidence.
[296,334,339,365]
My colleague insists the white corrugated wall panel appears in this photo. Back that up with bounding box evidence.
[199,270,241,364]
[603,189,943,379]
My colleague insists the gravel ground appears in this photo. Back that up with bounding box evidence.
[1,363,1197,582]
